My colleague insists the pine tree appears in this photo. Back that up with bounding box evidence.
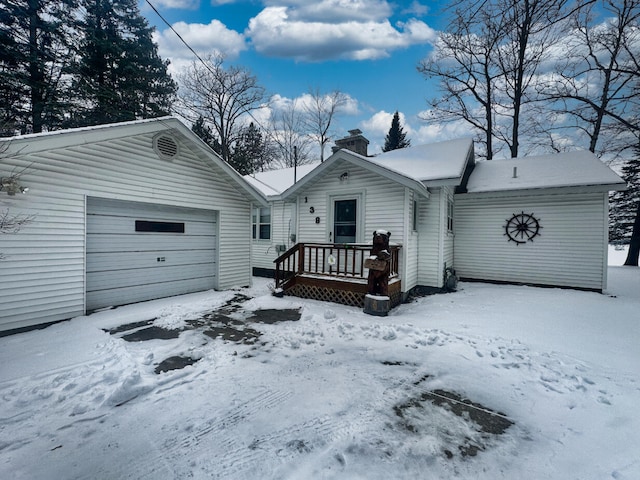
[192,115,222,156]
[0,0,77,134]
[610,145,640,266]
[230,123,273,175]
[610,155,640,244]
[382,111,410,152]
[67,0,176,127]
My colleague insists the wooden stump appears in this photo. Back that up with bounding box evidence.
[363,294,390,317]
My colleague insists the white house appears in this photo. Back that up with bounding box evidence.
[245,137,477,305]
[0,117,267,333]
[246,137,625,306]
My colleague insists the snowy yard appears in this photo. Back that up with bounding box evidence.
[1,248,638,479]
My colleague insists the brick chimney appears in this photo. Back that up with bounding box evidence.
[332,129,369,156]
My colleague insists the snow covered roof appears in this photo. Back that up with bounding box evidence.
[243,163,319,197]
[264,137,474,201]
[366,137,475,185]
[465,150,627,194]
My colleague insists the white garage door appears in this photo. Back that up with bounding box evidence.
[86,197,218,311]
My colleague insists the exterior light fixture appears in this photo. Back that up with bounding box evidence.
[339,171,349,182]
[0,177,28,196]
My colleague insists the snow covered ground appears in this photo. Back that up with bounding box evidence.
[1,247,638,479]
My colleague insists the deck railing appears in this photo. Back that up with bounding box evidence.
[274,243,400,290]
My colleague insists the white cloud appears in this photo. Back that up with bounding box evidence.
[246,4,436,61]
[149,0,200,9]
[401,1,429,16]
[153,20,247,76]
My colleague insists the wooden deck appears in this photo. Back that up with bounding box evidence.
[274,243,402,308]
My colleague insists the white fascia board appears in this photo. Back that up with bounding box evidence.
[455,183,627,199]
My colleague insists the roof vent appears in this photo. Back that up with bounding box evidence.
[153,133,179,160]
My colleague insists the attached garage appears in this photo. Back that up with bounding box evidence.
[0,117,267,333]
[86,198,219,311]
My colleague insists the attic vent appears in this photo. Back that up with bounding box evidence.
[153,134,179,160]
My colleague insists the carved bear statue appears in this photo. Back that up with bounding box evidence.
[367,230,391,296]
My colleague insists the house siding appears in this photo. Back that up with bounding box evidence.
[251,200,296,271]
[453,191,608,291]
[417,187,444,288]
[0,130,252,332]
[404,189,419,292]
[442,187,455,275]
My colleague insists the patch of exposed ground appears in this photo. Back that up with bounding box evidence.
[105,292,302,372]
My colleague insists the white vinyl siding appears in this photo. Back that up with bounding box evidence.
[454,191,608,291]
[294,161,408,278]
[0,129,253,332]
[404,189,419,292]
[417,188,444,288]
[443,187,455,274]
[251,200,296,271]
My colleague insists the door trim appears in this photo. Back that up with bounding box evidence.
[327,192,364,243]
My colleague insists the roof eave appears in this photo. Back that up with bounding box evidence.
[459,182,627,197]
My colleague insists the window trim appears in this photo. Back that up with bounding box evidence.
[446,197,454,233]
[252,206,271,240]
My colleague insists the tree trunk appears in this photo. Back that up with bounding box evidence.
[624,200,640,266]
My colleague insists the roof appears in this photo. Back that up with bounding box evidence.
[367,137,474,185]
[260,137,475,201]
[0,116,268,206]
[465,150,627,194]
[243,163,319,197]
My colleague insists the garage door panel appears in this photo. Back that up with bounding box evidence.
[87,264,216,291]
[88,277,217,311]
[87,250,216,273]
[87,215,217,236]
[87,199,216,222]
[86,197,219,311]
[87,234,217,253]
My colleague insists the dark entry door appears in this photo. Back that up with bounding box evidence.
[333,199,357,243]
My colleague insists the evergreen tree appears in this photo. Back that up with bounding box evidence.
[67,0,176,127]
[610,154,640,244]
[230,122,273,175]
[0,0,77,134]
[192,115,222,156]
[382,111,410,152]
[610,145,640,266]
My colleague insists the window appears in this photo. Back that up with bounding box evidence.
[252,207,271,240]
[412,200,418,231]
[447,198,454,233]
[135,220,185,233]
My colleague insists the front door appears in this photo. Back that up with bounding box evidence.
[333,198,357,244]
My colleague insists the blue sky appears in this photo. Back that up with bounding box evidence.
[141,0,453,154]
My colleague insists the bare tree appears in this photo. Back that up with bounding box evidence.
[418,3,504,159]
[179,55,266,162]
[544,0,640,159]
[268,98,313,169]
[419,0,578,158]
[302,88,348,162]
[1,139,34,260]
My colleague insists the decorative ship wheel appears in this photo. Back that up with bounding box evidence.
[504,212,541,245]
